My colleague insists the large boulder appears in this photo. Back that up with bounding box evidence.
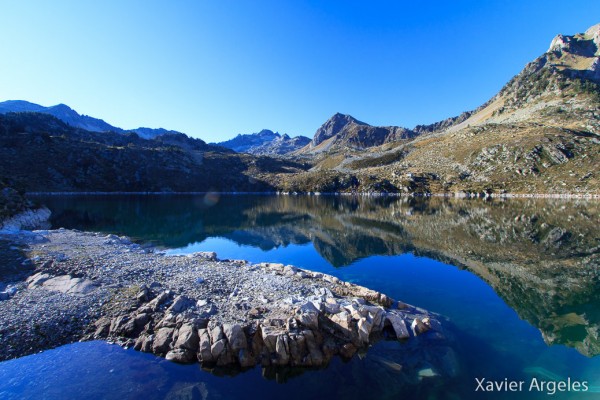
[175,324,199,352]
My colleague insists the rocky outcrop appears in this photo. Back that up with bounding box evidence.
[0,229,446,367]
[0,206,51,232]
[91,262,441,368]
[27,272,98,295]
[306,113,417,152]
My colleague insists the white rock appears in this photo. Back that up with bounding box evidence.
[385,312,410,339]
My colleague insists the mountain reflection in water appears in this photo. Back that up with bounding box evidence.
[42,194,600,356]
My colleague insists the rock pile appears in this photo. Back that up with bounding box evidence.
[91,262,441,367]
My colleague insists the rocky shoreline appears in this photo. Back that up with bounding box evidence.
[27,191,600,199]
[0,229,445,369]
[0,207,51,232]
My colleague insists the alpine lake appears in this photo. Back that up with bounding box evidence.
[1,194,599,400]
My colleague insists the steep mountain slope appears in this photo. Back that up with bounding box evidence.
[297,113,417,154]
[0,100,182,139]
[284,23,600,194]
[0,113,307,192]
[215,129,310,156]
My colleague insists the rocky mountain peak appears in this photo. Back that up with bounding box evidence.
[547,23,600,57]
[312,113,365,146]
[585,23,600,40]
[216,129,310,156]
[256,129,279,137]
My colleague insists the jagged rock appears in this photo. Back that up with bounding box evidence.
[195,251,216,260]
[133,313,150,329]
[357,317,373,344]
[153,327,175,354]
[209,325,224,343]
[136,285,149,302]
[6,228,445,369]
[260,325,283,353]
[302,329,324,366]
[345,303,362,320]
[134,335,145,351]
[360,305,384,329]
[411,318,430,335]
[156,313,177,329]
[140,335,154,352]
[275,334,290,365]
[168,295,194,313]
[166,348,196,363]
[175,323,199,352]
[211,338,226,359]
[288,333,306,365]
[148,291,170,310]
[196,299,208,308]
[329,310,354,340]
[323,301,341,314]
[197,329,213,363]
[248,307,265,318]
[283,265,298,276]
[223,324,247,352]
[94,317,111,337]
[385,313,410,339]
[110,315,136,337]
[296,301,320,329]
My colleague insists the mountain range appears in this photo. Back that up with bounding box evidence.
[214,129,311,156]
[0,23,599,195]
[0,100,183,140]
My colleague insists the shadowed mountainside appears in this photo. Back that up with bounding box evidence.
[0,113,308,192]
[0,100,184,140]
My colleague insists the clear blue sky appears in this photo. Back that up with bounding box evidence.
[1,1,599,142]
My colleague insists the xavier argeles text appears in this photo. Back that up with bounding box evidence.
[475,377,589,395]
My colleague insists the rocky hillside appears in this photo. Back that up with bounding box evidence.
[0,112,308,192]
[216,129,311,156]
[0,100,183,140]
[285,24,600,195]
[297,113,417,154]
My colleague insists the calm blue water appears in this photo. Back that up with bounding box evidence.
[2,195,600,399]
